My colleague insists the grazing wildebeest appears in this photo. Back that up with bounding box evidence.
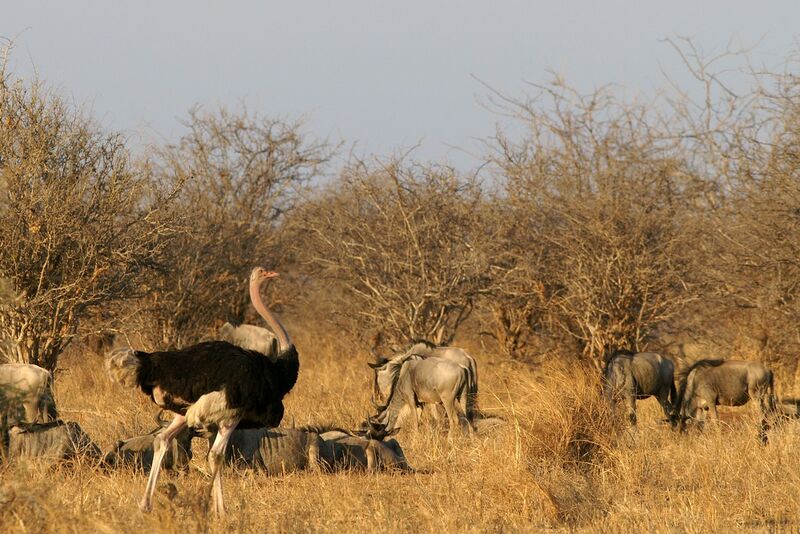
[103,414,194,472]
[369,354,472,435]
[4,420,101,463]
[0,363,58,427]
[372,340,478,417]
[210,427,322,474]
[311,421,411,472]
[603,350,677,426]
[675,359,777,443]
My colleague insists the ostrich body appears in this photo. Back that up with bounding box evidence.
[107,268,297,515]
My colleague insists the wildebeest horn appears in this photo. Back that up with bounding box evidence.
[371,401,387,412]
[368,418,386,431]
[154,409,169,427]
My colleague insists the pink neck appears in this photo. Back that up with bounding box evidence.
[249,277,291,352]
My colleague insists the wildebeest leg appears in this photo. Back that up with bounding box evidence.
[755,388,773,445]
[307,437,321,473]
[702,403,718,433]
[442,397,470,437]
[140,414,187,512]
[440,397,458,436]
[625,391,637,426]
[423,404,443,429]
[365,441,378,472]
[657,388,673,424]
[207,417,241,517]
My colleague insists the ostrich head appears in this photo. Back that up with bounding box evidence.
[250,267,279,284]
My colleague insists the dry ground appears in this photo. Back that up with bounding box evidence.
[2,323,800,533]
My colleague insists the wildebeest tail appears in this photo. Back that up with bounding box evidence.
[672,362,693,425]
[106,348,148,389]
[766,369,778,414]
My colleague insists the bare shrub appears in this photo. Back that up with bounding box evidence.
[293,156,492,346]
[0,70,178,370]
[135,106,332,347]
[487,80,707,365]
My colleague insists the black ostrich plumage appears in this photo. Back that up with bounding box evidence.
[130,340,299,428]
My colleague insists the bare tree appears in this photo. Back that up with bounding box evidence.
[0,70,178,370]
[294,156,492,347]
[136,106,332,347]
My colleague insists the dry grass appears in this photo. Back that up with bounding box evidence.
[2,323,800,533]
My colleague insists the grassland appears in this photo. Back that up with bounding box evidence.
[2,322,799,533]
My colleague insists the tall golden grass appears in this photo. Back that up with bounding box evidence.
[2,322,799,532]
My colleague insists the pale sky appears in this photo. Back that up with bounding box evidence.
[3,1,798,169]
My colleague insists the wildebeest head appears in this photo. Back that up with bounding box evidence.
[367,357,392,404]
[360,417,399,441]
[264,400,285,428]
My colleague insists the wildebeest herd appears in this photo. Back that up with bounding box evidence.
[603,349,781,443]
[0,267,796,516]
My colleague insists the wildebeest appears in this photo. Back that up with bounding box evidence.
[675,359,777,443]
[211,423,411,474]
[3,420,101,463]
[372,340,478,416]
[217,322,279,358]
[0,363,58,427]
[212,426,322,474]
[603,350,677,425]
[370,353,472,435]
[313,422,411,472]
[103,414,194,472]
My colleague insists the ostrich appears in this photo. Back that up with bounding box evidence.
[106,267,297,516]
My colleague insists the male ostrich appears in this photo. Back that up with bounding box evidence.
[106,268,297,515]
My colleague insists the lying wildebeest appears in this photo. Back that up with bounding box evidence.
[103,414,194,472]
[370,353,472,435]
[313,421,411,472]
[371,340,478,417]
[4,420,101,463]
[603,350,677,426]
[210,426,322,474]
[217,322,279,358]
[675,359,777,443]
[0,363,58,427]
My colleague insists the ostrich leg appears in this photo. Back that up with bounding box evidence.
[140,414,187,512]
[208,417,242,517]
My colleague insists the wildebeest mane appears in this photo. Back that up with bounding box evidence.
[375,353,420,412]
[409,339,437,349]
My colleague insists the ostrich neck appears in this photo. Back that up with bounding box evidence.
[249,279,291,352]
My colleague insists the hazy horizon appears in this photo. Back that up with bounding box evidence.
[3,2,799,169]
